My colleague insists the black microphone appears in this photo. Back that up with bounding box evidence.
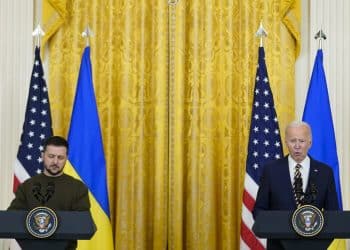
[294,177,304,202]
[45,182,55,203]
[309,182,318,203]
[32,182,45,205]
[311,183,317,201]
[304,182,318,204]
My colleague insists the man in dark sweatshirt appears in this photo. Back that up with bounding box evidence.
[8,136,90,249]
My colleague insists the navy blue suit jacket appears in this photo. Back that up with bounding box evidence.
[253,155,339,219]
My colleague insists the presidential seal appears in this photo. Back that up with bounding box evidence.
[291,205,324,237]
[26,207,58,238]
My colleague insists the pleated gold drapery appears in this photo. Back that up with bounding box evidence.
[42,0,300,249]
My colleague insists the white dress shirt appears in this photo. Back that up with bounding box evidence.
[288,155,310,193]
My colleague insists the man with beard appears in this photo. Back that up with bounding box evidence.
[8,136,90,249]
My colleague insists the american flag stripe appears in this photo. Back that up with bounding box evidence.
[240,46,283,249]
[239,238,250,250]
[242,202,266,249]
[14,159,31,183]
[243,189,255,212]
[240,223,265,250]
[13,46,53,192]
[243,174,259,205]
[241,203,255,229]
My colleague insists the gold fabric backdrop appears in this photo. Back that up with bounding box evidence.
[43,0,300,249]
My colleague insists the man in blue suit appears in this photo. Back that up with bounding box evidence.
[253,121,339,249]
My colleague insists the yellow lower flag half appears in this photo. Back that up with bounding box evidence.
[64,161,114,250]
[328,239,346,250]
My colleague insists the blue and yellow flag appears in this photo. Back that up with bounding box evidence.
[65,46,114,250]
[302,49,344,250]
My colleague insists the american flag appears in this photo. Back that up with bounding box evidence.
[240,46,283,250]
[13,46,53,192]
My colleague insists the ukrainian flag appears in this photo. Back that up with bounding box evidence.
[302,49,345,250]
[65,46,114,250]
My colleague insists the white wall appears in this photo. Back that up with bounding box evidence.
[0,1,34,208]
[0,1,34,249]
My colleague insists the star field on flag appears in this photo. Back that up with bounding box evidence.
[13,46,53,191]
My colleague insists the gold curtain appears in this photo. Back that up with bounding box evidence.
[42,0,300,249]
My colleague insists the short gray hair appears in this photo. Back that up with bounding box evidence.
[285,121,312,141]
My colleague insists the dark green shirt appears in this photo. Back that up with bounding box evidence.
[9,173,90,210]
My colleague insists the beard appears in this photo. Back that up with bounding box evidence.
[44,164,63,176]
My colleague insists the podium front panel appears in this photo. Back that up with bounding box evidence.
[0,210,96,239]
[253,210,350,239]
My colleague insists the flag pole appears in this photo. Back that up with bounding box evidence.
[32,24,45,48]
[82,25,93,47]
[256,21,267,47]
[314,29,326,49]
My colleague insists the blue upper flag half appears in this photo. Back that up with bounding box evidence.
[68,46,110,216]
[302,49,342,209]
